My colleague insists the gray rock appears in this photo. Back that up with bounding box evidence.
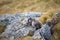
[9,36,14,40]
[33,23,52,40]
[0,12,43,39]
[54,13,60,17]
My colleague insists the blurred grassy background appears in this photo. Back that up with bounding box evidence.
[0,0,60,15]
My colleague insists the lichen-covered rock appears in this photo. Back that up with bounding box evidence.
[33,23,52,40]
[32,29,43,39]
[0,12,42,39]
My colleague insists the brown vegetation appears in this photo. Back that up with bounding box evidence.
[0,0,60,15]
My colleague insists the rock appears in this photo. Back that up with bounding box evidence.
[28,30,34,36]
[0,12,43,39]
[55,13,60,17]
[19,27,36,37]
[40,24,52,40]
[33,29,42,39]
[9,36,14,40]
[33,29,45,40]
[33,22,52,40]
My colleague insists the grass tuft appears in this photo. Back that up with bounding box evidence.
[0,25,6,34]
[0,0,12,6]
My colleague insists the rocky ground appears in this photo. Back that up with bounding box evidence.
[0,12,60,40]
[0,12,43,40]
[0,0,60,40]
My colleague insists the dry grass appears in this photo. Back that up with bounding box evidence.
[0,0,60,15]
[51,23,60,40]
[0,36,34,40]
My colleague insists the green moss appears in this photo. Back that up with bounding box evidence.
[48,13,54,17]
[43,17,47,24]
[0,0,12,6]
[40,0,50,2]
[0,25,6,34]
[40,14,51,24]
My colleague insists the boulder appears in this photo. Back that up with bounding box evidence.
[0,12,43,39]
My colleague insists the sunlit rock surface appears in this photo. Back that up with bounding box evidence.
[33,24,52,40]
[0,12,58,40]
[0,12,43,39]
